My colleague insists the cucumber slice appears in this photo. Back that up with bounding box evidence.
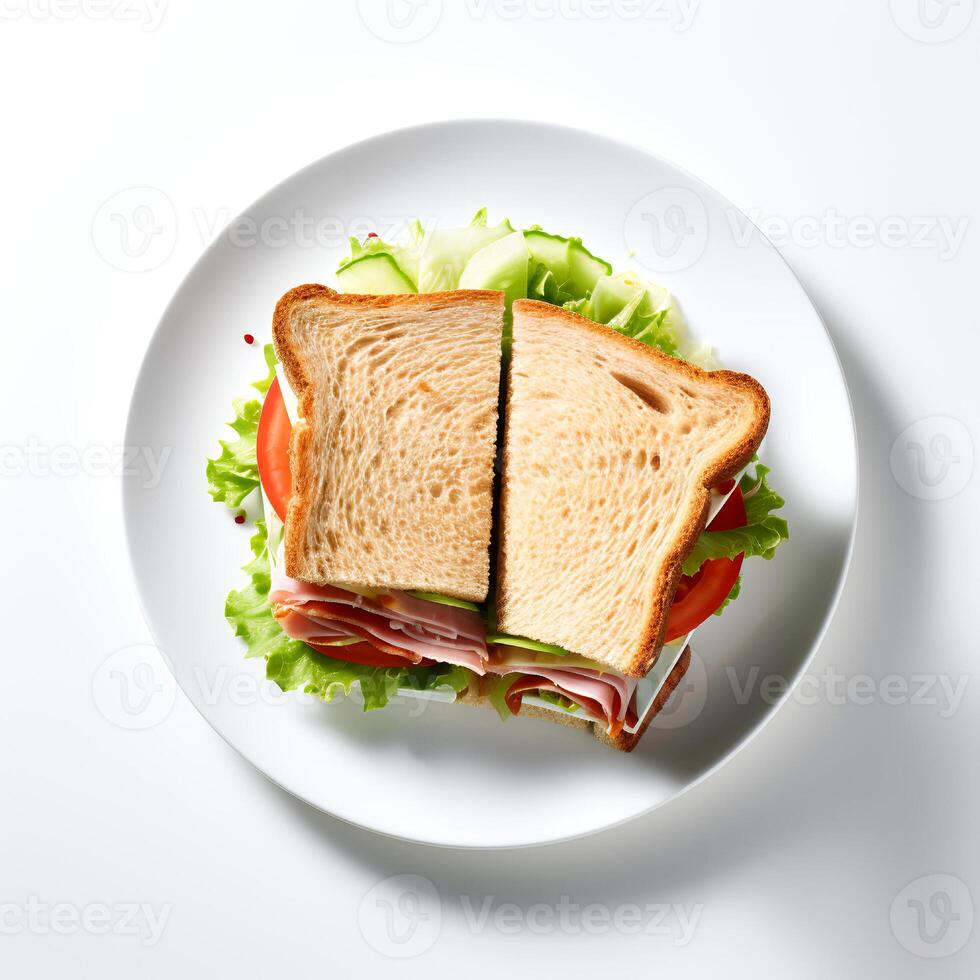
[567,239,612,297]
[485,633,570,656]
[407,591,481,613]
[458,230,529,308]
[418,218,513,292]
[335,253,416,294]
[524,230,571,284]
[338,221,424,289]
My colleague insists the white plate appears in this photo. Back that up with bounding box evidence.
[125,120,857,848]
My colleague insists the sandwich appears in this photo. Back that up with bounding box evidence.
[484,299,768,749]
[267,285,501,683]
[208,210,789,750]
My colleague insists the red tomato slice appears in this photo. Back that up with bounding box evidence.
[305,640,435,669]
[257,378,292,522]
[663,486,747,642]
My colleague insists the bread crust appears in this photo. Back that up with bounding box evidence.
[272,284,505,601]
[498,301,770,677]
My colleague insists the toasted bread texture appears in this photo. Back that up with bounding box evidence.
[272,285,504,602]
[496,301,769,676]
[460,646,692,752]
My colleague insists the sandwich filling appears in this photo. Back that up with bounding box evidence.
[270,570,488,674]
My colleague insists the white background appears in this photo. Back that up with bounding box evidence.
[2,1,978,976]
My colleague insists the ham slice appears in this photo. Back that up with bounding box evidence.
[270,569,488,673]
[487,654,640,736]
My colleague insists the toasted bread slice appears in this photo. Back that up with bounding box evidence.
[496,300,769,675]
[272,285,504,602]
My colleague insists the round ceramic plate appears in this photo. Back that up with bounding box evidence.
[125,120,857,848]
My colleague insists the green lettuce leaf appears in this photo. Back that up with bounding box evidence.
[683,464,789,576]
[206,344,276,509]
[225,520,473,711]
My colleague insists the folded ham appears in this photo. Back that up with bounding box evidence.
[487,654,640,737]
[270,570,489,673]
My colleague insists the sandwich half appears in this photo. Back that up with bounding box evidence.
[267,284,504,675]
[485,300,770,747]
